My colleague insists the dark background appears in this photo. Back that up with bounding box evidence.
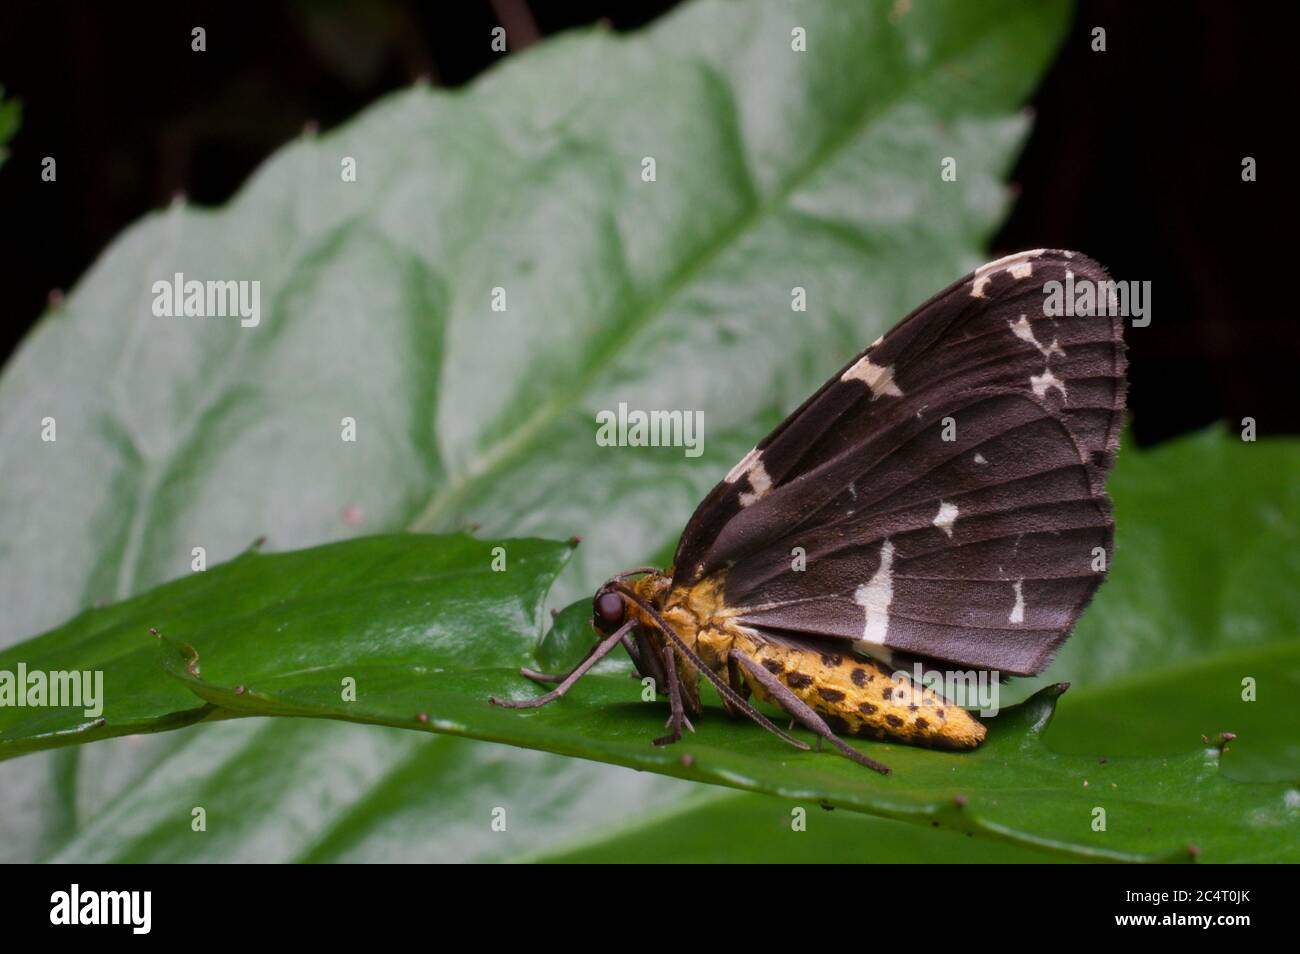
[0,0,1293,446]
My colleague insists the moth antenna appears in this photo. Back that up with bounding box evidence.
[520,624,639,684]
[613,582,811,752]
[608,566,659,582]
[518,667,564,684]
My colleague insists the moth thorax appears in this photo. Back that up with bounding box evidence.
[630,571,673,612]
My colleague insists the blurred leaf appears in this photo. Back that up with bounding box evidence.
[1047,640,1300,784]
[0,89,19,169]
[1037,428,1300,692]
[0,0,1065,656]
[0,0,1073,862]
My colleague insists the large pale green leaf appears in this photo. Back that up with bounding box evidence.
[0,0,1064,646]
[0,0,1074,862]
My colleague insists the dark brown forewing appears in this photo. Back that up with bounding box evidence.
[672,250,1126,676]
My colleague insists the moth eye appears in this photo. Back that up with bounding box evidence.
[593,591,625,632]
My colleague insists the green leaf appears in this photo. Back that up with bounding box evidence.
[0,0,1075,862]
[0,0,1065,652]
[5,431,1297,861]
[1048,641,1300,784]
[156,597,1300,862]
[0,534,572,758]
[1037,428,1300,693]
[528,789,1071,864]
[42,723,1075,864]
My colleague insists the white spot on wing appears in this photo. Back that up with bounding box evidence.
[1009,314,1036,346]
[841,355,903,398]
[738,458,772,508]
[1009,580,1025,624]
[725,447,760,484]
[974,453,987,464]
[1009,314,1065,359]
[1010,313,1068,401]
[932,501,958,538]
[1031,370,1067,399]
[853,540,895,646]
[970,249,1048,298]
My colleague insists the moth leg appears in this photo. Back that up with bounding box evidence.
[613,581,811,753]
[621,631,642,663]
[653,644,695,747]
[631,627,668,689]
[621,629,651,682]
[520,629,641,685]
[729,649,890,775]
[490,621,632,710]
[719,652,753,719]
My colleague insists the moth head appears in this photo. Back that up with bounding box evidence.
[592,587,627,635]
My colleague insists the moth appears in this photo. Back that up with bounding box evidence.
[491,250,1127,774]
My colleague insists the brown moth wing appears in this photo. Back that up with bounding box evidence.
[672,251,1126,676]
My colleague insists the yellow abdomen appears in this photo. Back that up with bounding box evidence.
[731,633,986,750]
